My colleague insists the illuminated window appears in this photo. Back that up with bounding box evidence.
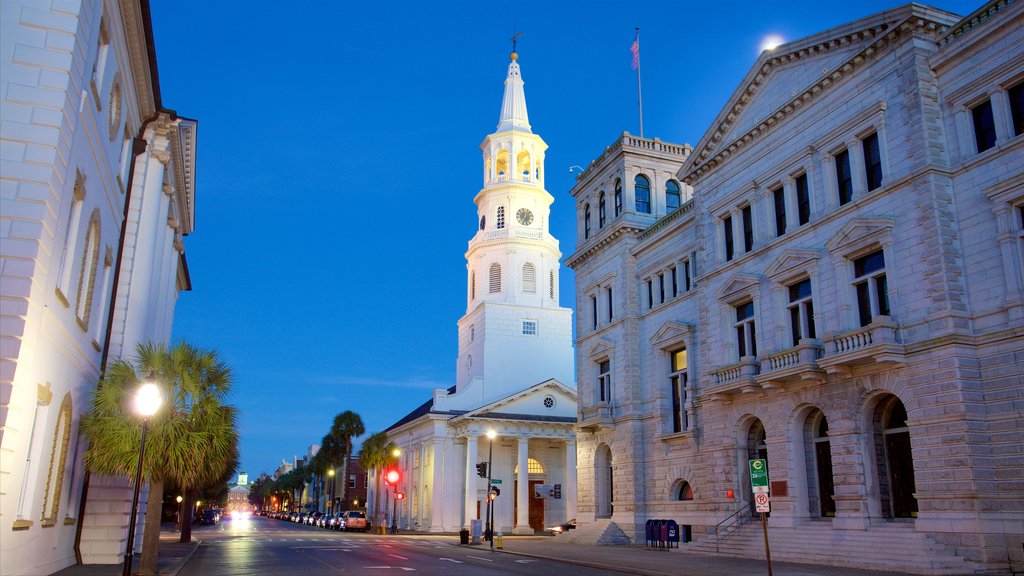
[513,458,545,475]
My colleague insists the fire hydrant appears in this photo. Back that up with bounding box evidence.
[496,532,503,549]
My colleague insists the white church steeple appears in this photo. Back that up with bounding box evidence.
[454,50,575,402]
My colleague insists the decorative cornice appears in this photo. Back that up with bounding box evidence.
[573,132,690,190]
[683,12,953,186]
[565,222,644,269]
[637,199,695,241]
[937,0,1017,46]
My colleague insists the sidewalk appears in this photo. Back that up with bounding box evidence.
[489,535,956,576]
[53,530,199,576]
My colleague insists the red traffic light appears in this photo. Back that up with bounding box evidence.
[395,492,405,500]
[385,469,400,486]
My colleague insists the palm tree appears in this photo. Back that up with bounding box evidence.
[81,342,238,575]
[358,431,397,534]
[326,411,364,509]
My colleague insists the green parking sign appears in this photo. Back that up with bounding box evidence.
[749,459,768,489]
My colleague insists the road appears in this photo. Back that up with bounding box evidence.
[183,515,626,576]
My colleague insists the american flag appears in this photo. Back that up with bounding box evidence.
[630,37,639,70]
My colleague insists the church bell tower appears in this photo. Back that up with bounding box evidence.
[454,49,575,404]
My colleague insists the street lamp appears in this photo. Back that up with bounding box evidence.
[175,495,183,531]
[391,448,401,533]
[486,430,496,551]
[328,468,335,512]
[122,380,162,576]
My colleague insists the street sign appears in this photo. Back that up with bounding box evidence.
[553,483,562,499]
[753,485,769,494]
[491,479,502,484]
[748,459,769,490]
[755,492,770,513]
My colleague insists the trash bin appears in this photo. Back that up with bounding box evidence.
[459,529,469,545]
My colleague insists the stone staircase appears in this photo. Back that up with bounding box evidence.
[567,518,632,546]
[681,520,977,575]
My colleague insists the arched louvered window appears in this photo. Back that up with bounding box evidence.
[614,179,623,216]
[549,270,556,299]
[666,180,681,211]
[584,204,591,239]
[635,174,651,213]
[75,211,101,328]
[489,263,502,293]
[497,206,505,229]
[598,192,606,227]
[523,263,536,293]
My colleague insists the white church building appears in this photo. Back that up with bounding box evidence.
[377,50,578,535]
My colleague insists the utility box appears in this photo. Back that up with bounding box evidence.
[470,519,483,545]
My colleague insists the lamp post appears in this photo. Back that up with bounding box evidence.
[328,468,335,513]
[122,380,162,576]
[389,448,400,534]
[485,430,496,550]
[175,495,183,531]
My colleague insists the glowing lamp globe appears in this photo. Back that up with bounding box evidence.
[134,382,162,417]
[385,470,400,485]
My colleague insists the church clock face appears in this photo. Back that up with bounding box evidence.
[516,208,534,226]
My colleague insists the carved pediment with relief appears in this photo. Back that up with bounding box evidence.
[716,273,760,303]
[650,321,694,350]
[765,249,819,282]
[587,339,616,360]
[825,217,894,254]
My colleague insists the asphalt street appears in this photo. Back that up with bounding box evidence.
[183,515,625,576]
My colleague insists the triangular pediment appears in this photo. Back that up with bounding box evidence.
[679,5,960,183]
[650,321,694,350]
[587,338,616,360]
[453,379,577,422]
[716,273,760,302]
[765,249,820,282]
[825,217,895,253]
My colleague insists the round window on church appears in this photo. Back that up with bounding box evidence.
[543,395,555,409]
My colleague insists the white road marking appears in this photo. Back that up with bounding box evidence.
[516,559,535,563]
[438,558,464,563]
[465,555,494,562]
[388,553,408,560]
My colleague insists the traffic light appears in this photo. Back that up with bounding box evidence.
[395,492,405,500]
[476,462,488,478]
[384,469,400,486]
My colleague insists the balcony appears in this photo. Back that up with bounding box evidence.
[756,340,825,389]
[706,357,761,400]
[579,403,615,432]
[817,318,905,375]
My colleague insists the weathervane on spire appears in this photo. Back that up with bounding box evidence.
[510,30,522,59]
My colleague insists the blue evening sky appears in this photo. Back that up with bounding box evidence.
[151,0,978,477]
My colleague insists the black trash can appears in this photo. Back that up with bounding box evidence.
[459,529,469,545]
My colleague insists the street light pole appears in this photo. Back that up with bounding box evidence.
[486,430,496,551]
[122,381,161,576]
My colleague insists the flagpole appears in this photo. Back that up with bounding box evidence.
[635,27,643,138]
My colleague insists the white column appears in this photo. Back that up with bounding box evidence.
[565,439,577,524]
[429,440,445,532]
[464,435,478,528]
[514,437,530,534]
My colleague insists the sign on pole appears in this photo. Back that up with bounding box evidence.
[755,492,770,513]
[749,459,769,490]
[491,479,502,484]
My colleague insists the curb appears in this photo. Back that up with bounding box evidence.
[494,548,676,576]
[166,538,201,576]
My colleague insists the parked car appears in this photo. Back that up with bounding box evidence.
[326,512,344,530]
[340,511,369,532]
[196,509,219,526]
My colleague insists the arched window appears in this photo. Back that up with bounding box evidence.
[635,174,651,213]
[489,263,502,293]
[496,206,505,229]
[514,458,545,475]
[75,211,101,328]
[522,263,536,293]
[479,215,486,230]
[517,150,531,180]
[614,179,623,216]
[549,270,555,299]
[58,173,87,301]
[671,480,694,501]
[598,192,606,227]
[666,180,681,211]
[496,149,509,177]
[41,394,72,525]
[584,204,592,239]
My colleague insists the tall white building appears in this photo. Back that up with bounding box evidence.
[567,0,1023,573]
[0,1,197,574]
[377,50,577,535]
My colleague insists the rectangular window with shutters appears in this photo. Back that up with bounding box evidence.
[972,99,997,153]
[772,186,786,237]
[836,149,853,205]
[862,132,882,191]
[796,173,811,225]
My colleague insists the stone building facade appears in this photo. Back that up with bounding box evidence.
[566,1,1023,573]
[377,50,578,535]
[0,1,197,574]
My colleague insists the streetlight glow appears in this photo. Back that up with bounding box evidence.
[134,382,162,417]
[486,430,496,440]
[392,447,401,458]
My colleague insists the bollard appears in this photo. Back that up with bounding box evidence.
[496,532,503,549]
